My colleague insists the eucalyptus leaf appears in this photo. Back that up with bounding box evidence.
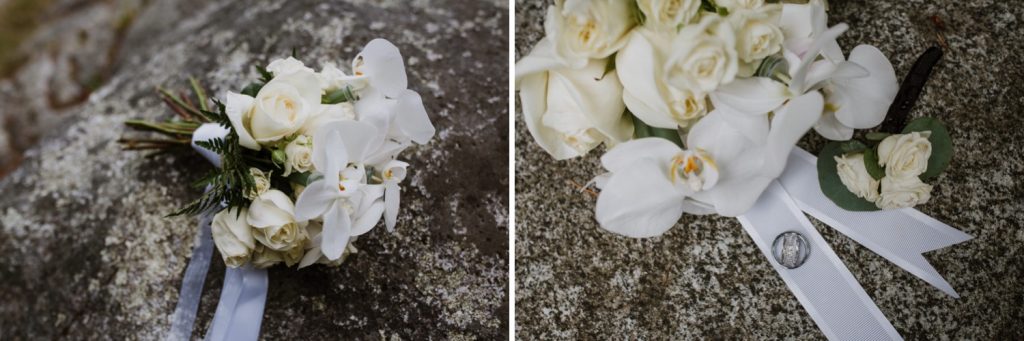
[287,171,320,186]
[902,117,952,181]
[322,86,357,104]
[839,140,868,154]
[631,111,684,148]
[865,132,891,141]
[817,142,881,211]
[863,147,885,180]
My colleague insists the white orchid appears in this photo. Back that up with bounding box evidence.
[377,160,409,232]
[594,91,822,236]
[294,120,387,260]
[708,2,896,142]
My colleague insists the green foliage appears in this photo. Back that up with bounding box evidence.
[170,103,256,217]
[241,82,263,97]
[863,147,885,180]
[865,132,891,141]
[902,117,952,181]
[817,141,881,211]
[839,139,868,154]
[322,86,358,104]
[754,55,786,79]
[631,111,684,148]
[256,65,274,84]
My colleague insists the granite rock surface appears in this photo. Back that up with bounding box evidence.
[515,0,1024,339]
[0,0,509,339]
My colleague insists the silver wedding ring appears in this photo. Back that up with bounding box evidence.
[772,231,810,269]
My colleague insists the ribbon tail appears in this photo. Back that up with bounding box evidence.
[205,266,268,341]
[780,148,972,297]
[739,181,903,340]
[165,211,216,341]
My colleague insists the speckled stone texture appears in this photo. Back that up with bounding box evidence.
[0,0,508,339]
[515,0,1023,339]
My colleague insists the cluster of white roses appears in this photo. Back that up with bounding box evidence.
[210,39,435,268]
[835,132,934,210]
[515,0,902,237]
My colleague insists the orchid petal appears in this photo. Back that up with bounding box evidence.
[352,200,385,236]
[688,109,763,160]
[318,120,380,163]
[294,181,338,221]
[298,246,321,269]
[313,127,347,181]
[595,161,685,238]
[790,23,848,93]
[764,91,823,174]
[395,90,436,144]
[384,182,400,232]
[321,202,352,260]
[711,77,789,115]
[600,137,681,174]
[225,92,259,150]
[832,45,898,129]
[707,175,775,217]
[813,110,855,141]
[358,39,407,98]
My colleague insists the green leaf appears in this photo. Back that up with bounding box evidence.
[241,82,263,97]
[287,171,320,186]
[865,132,891,141]
[256,65,273,83]
[322,86,357,104]
[631,111,684,148]
[839,139,868,153]
[754,55,785,79]
[817,142,880,211]
[902,117,952,181]
[863,147,885,180]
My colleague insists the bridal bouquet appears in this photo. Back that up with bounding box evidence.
[515,0,951,237]
[122,39,435,269]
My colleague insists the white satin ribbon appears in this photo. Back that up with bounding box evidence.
[737,147,972,340]
[164,123,269,341]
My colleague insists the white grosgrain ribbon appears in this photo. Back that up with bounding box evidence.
[737,147,972,340]
[165,123,269,341]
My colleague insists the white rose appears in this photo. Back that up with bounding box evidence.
[546,0,636,68]
[716,0,765,11]
[266,57,314,76]
[877,131,932,178]
[247,190,309,251]
[617,28,709,129]
[519,58,633,159]
[834,153,880,202]
[666,15,739,93]
[729,6,784,63]
[245,167,271,200]
[211,208,255,268]
[283,135,314,176]
[877,175,932,210]
[300,102,356,134]
[225,70,322,149]
[250,245,283,268]
[636,0,701,29]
